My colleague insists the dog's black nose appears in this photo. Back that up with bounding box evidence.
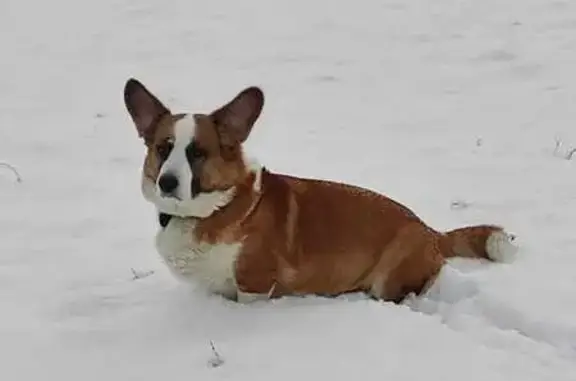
[158,173,179,194]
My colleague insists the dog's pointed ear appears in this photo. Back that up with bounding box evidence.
[211,86,264,147]
[124,78,170,142]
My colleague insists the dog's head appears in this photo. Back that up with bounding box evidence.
[123,78,264,218]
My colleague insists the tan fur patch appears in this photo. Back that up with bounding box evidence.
[142,113,185,181]
[228,170,505,302]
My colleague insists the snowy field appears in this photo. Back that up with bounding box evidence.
[2,0,576,379]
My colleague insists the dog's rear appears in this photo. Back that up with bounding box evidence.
[373,224,518,302]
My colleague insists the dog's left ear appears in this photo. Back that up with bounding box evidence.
[124,78,170,143]
[211,86,264,147]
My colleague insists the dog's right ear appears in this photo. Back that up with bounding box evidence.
[124,78,170,142]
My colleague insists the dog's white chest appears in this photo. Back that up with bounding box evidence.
[155,217,242,298]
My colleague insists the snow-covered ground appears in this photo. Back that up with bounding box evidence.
[2,0,576,379]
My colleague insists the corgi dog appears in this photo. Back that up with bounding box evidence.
[123,78,518,303]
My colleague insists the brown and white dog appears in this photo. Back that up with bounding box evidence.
[124,78,518,303]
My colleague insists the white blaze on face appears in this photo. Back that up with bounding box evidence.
[157,114,196,200]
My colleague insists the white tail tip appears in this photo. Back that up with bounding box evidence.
[486,230,518,263]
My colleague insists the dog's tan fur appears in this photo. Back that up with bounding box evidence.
[124,78,515,303]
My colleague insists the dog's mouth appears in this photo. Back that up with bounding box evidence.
[141,175,237,219]
[160,192,182,201]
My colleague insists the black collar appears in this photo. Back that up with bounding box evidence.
[158,213,173,228]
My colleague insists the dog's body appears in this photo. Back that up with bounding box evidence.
[124,79,517,303]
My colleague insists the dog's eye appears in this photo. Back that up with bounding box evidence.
[186,144,206,161]
[193,148,205,158]
[156,141,174,160]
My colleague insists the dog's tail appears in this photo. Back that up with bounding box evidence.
[439,225,517,263]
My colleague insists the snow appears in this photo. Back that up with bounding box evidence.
[2,0,576,379]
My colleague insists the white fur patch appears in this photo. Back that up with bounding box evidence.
[159,115,196,201]
[155,216,242,299]
[243,154,263,192]
[237,291,270,303]
[369,275,387,299]
[486,230,518,263]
